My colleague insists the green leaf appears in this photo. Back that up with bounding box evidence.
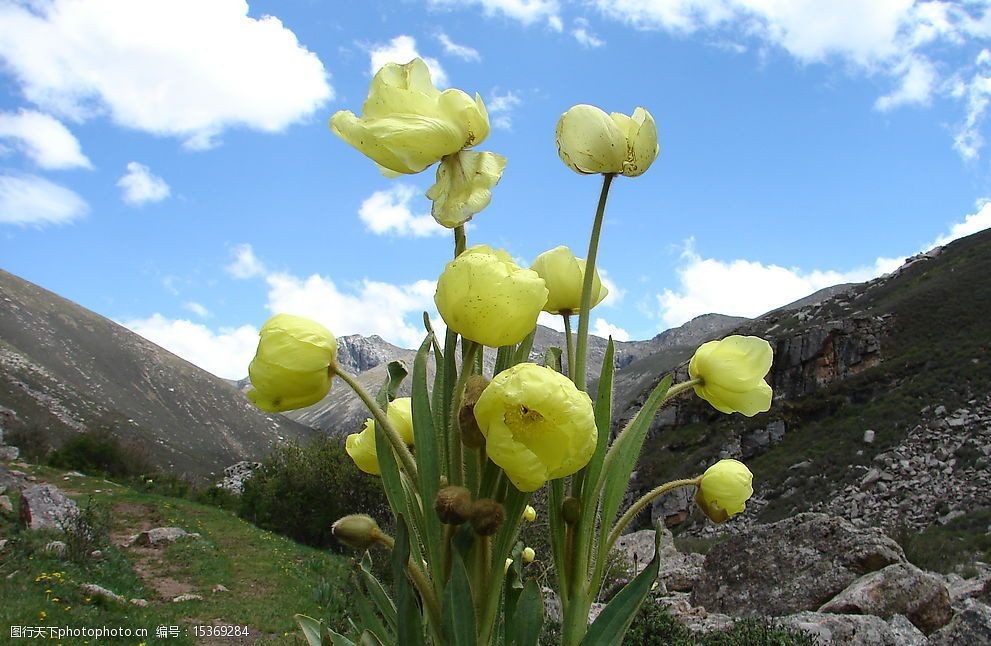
[580,339,615,526]
[352,572,392,644]
[295,615,335,646]
[509,581,545,646]
[392,517,425,646]
[512,328,537,365]
[543,346,563,373]
[442,551,477,645]
[494,344,514,375]
[359,553,397,637]
[581,529,662,646]
[596,374,673,540]
[358,631,385,646]
[375,360,408,410]
[411,333,444,585]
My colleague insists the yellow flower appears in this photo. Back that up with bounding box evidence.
[345,398,414,475]
[435,245,548,347]
[522,547,536,563]
[247,314,337,412]
[688,335,773,417]
[331,58,490,176]
[556,104,658,177]
[473,363,596,492]
[695,459,753,523]
[530,245,608,315]
[426,150,507,228]
[523,505,537,522]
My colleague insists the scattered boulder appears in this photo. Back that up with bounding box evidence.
[691,513,904,616]
[818,562,951,633]
[172,593,203,603]
[130,598,149,607]
[942,565,991,607]
[541,587,604,624]
[80,583,125,604]
[19,483,78,531]
[0,446,19,461]
[0,538,8,551]
[212,584,229,593]
[781,611,926,645]
[44,540,68,558]
[218,461,261,495]
[656,592,734,635]
[126,527,200,547]
[0,494,13,515]
[927,599,991,645]
[611,528,705,593]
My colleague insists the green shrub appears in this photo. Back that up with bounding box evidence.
[57,496,111,563]
[47,428,151,478]
[238,436,388,550]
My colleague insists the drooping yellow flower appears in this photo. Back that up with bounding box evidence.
[331,58,490,176]
[556,104,658,177]
[473,363,596,492]
[522,547,536,563]
[523,505,537,522]
[688,335,773,417]
[426,150,507,227]
[345,398,414,475]
[435,245,548,347]
[246,314,337,413]
[530,245,608,314]
[695,459,753,523]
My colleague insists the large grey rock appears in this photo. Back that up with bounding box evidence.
[0,445,19,461]
[818,563,951,634]
[656,592,734,635]
[127,526,200,547]
[541,587,604,625]
[780,611,926,645]
[79,583,125,604]
[217,460,261,495]
[927,599,991,645]
[19,483,78,531]
[691,513,904,616]
[611,528,705,593]
[943,566,991,607]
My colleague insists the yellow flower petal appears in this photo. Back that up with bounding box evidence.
[556,104,626,175]
[530,245,608,314]
[696,459,753,523]
[688,335,773,417]
[426,150,507,227]
[246,315,337,413]
[344,398,415,475]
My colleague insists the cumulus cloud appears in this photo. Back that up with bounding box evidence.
[592,317,630,341]
[0,173,88,226]
[0,0,331,149]
[0,109,91,169]
[875,54,937,111]
[437,32,481,61]
[225,243,267,279]
[265,272,438,349]
[359,184,445,237]
[122,314,258,379]
[572,17,605,48]
[117,162,170,206]
[369,35,447,86]
[929,199,991,247]
[427,0,561,28]
[182,301,210,318]
[488,90,522,130]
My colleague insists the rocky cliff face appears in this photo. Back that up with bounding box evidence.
[0,270,315,478]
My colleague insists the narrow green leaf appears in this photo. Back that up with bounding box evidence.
[412,334,444,584]
[442,551,477,645]
[374,407,414,547]
[352,572,392,643]
[510,581,545,646]
[359,631,385,646]
[512,328,537,365]
[375,360,408,409]
[359,553,397,636]
[580,338,615,524]
[392,517,425,646]
[494,344,514,375]
[295,614,332,646]
[543,346,563,372]
[325,630,357,646]
[581,529,662,646]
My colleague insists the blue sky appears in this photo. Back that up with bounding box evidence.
[2,0,991,379]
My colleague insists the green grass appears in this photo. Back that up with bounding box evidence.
[0,463,353,644]
[896,508,991,574]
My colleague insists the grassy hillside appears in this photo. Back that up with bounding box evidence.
[0,464,352,644]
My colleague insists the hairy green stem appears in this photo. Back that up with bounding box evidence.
[448,341,480,486]
[606,478,700,551]
[334,367,418,483]
[573,173,615,392]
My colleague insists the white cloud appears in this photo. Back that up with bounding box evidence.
[598,267,625,307]
[656,238,904,328]
[182,301,210,318]
[0,173,88,226]
[488,90,523,130]
[537,311,566,332]
[266,272,437,349]
[0,109,91,169]
[875,54,937,110]
[117,162,170,206]
[225,243,267,279]
[437,32,481,61]
[369,35,447,86]
[952,50,991,161]
[428,0,561,28]
[592,317,631,341]
[122,314,258,379]
[929,200,991,247]
[359,184,445,237]
[572,17,605,48]
[0,0,331,149]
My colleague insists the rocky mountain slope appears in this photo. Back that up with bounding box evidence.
[0,269,316,478]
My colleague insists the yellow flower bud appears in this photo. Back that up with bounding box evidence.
[473,363,596,492]
[332,514,384,549]
[345,398,414,475]
[695,459,754,524]
[688,335,773,417]
[522,547,536,563]
[246,314,337,412]
[426,150,507,228]
[330,58,490,176]
[530,245,608,315]
[556,104,658,177]
[435,245,548,347]
[523,505,537,522]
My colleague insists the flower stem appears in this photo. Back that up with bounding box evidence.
[334,367,418,482]
[572,174,615,393]
[371,531,442,633]
[606,478,700,551]
[562,312,575,379]
[448,341,480,486]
